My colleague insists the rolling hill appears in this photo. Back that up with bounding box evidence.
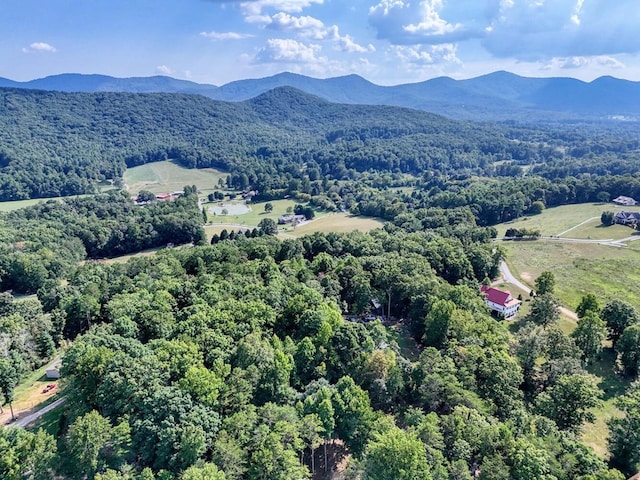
[2,71,640,121]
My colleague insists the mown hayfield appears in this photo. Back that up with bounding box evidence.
[205,211,385,241]
[124,160,226,195]
[502,241,640,312]
[500,240,634,458]
[287,213,385,236]
[496,202,640,239]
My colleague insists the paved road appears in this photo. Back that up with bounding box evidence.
[498,261,578,322]
[10,397,66,428]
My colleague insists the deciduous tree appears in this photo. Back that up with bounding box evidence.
[572,311,607,365]
[535,374,601,431]
[361,427,432,480]
[534,271,555,295]
[601,300,639,346]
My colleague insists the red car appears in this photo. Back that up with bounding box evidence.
[42,383,56,393]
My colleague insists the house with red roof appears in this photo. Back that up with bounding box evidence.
[480,285,521,318]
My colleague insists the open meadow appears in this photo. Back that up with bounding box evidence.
[497,203,640,458]
[287,213,385,236]
[496,202,640,239]
[0,185,115,212]
[124,160,226,196]
[501,241,640,312]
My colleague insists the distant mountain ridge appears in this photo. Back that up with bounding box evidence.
[2,71,640,121]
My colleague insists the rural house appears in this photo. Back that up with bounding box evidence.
[480,285,521,318]
[614,211,640,228]
[613,195,637,206]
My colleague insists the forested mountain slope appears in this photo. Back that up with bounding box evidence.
[2,85,640,202]
[0,86,519,200]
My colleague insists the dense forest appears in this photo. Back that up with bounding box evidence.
[2,86,640,479]
[1,190,639,478]
[0,188,206,293]
[2,86,640,201]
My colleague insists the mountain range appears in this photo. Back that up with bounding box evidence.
[2,71,640,122]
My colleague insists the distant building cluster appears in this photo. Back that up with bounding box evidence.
[134,191,182,204]
[278,214,306,225]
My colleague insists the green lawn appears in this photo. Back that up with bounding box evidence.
[496,203,640,239]
[0,198,49,212]
[0,189,116,212]
[205,198,301,227]
[124,160,227,196]
[204,210,385,242]
[0,359,61,425]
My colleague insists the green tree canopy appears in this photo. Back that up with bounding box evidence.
[534,271,556,295]
[361,427,432,480]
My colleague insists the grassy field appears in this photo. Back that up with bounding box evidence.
[0,198,50,212]
[124,160,226,195]
[580,348,628,458]
[204,212,385,242]
[496,203,640,239]
[0,185,116,212]
[501,241,640,312]
[287,213,385,236]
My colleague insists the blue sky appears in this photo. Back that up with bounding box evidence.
[2,0,640,86]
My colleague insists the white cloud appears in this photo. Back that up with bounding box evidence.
[483,0,640,59]
[265,12,325,37]
[254,38,325,64]
[369,0,483,45]
[392,43,461,66]
[336,34,375,54]
[156,65,174,75]
[240,0,323,17]
[200,31,254,40]
[544,55,625,70]
[22,42,57,53]
[261,12,373,53]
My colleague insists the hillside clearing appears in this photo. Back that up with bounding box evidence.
[124,160,226,195]
[287,213,384,236]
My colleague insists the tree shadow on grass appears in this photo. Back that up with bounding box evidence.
[586,347,630,401]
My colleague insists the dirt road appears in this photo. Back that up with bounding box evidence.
[8,397,66,428]
[498,261,578,322]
